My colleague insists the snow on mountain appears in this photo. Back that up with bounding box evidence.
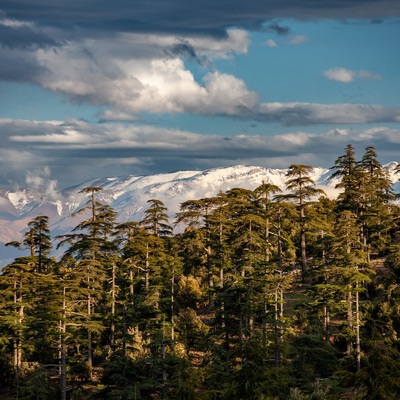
[0,163,399,267]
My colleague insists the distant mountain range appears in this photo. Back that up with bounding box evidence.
[1,163,399,267]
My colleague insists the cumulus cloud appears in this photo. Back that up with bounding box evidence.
[26,166,51,188]
[324,67,381,83]
[25,167,61,200]
[0,28,251,116]
[29,35,256,115]
[5,24,393,125]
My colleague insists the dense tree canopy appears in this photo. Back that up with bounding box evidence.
[1,145,400,399]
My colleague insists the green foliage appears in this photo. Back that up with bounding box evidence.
[354,343,400,399]
[19,364,58,400]
[1,145,400,398]
[289,335,338,383]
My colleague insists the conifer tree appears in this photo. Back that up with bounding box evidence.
[141,199,173,237]
[357,146,395,256]
[254,182,282,263]
[281,164,325,279]
[57,187,117,379]
[331,144,362,215]
[176,197,219,309]
[6,215,52,273]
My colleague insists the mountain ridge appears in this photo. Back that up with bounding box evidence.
[1,163,399,267]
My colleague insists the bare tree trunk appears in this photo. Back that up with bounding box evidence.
[60,286,67,400]
[171,271,175,342]
[129,269,134,304]
[110,264,116,347]
[14,278,23,400]
[162,317,167,391]
[262,297,267,355]
[145,244,150,293]
[274,289,280,368]
[87,290,93,380]
[324,305,330,341]
[207,245,214,309]
[347,287,353,356]
[355,281,361,372]
[300,206,307,279]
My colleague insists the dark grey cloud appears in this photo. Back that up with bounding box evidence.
[0,24,59,49]
[2,0,400,37]
[1,118,400,190]
[265,21,291,36]
[166,40,210,66]
[0,48,45,81]
[255,103,400,126]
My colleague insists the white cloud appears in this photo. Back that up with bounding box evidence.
[265,39,278,48]
[256,102,399,125]
[31,30,254,115]
[324,67,381,83]
[2,118,400,189]
[186,29,250,57]
[0,18,34,28]
[286,35,308,45]
[357,70,382,80]
[324,67,355,82]
[98,110,140,122]
[26,166,51,188]
[26,167,61,200]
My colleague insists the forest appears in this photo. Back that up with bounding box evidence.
[2,144,400,400]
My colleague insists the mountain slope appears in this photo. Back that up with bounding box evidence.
[1,163,398,266]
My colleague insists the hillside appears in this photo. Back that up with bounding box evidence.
[1,163,399,266]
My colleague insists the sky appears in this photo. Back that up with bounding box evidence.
[0,0,400,191]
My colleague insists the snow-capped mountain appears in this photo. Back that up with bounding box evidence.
[1,163,399,267]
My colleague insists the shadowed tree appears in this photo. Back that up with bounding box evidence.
[6,216,52,273]
[280,164,325,279]
[57,187,118,379]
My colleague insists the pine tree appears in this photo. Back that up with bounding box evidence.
[330,144,362,215]
[141,199,173,236]
[6,215,52,273]
[57,187,117,379]
[331,210,372,371]
[357,146,395,256]
[254,182,282,263]
[281,164,325,279]
[176,197,219,309]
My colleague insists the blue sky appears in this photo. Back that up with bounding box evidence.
[0,1,400,190]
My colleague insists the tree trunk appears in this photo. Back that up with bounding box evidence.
[274,289,280,368]
[300,205,307,279]
[87,291,93,380]
[207,245,214,309]
[129,269,134,304]
[60,286,67,400]
[347,287,353,356]
[14,278,23,400]
[145,244,150,293]
[171,271,175,342]
[355,281,361,372]
[110,264,116,347]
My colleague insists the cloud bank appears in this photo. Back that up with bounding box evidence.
[1,118,400,190]
[1,0,399,190]
[2,1,400,37]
